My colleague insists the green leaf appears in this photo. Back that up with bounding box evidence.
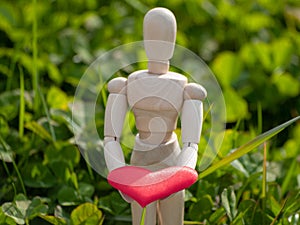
[98,192,130,216]
[2,195,29,225]
[199,116,300,179]
[25,197,48,219]
[0,2,17,34]
[47,160,71,183]
[23,162,57,188]
[0,90,20,121]
[236,200,256,224]
[47,86,69,110]
[57,186,80,206]
[70,203,104,225]
[240,12,274,32]
[25,121,52,142]
[39,215,67,225]
[221,187,237,221]
[0,206,16,225]
[47,63,63,84]
[269,195,281,216]
[2,195,48,222]
[211,51,243,88]
[188,195,213,221]
[254,42,273,71]
[78,183,95,199]
[44,142,80,168]
[272,38,293,69]
[272,72,300,97]
[223,88,248,122]
[0,144,14,162]
[209,207,226,224]
[1,202,25,224]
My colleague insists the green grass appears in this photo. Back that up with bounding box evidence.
[0,0,300,224]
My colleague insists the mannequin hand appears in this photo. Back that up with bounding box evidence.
[104,140,126,172]
[119,191,134,203]
[177,143,198,169]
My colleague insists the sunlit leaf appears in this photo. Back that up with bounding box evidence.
[70,203,104,225]
[47,86,69,110]
[240,12,274,32]
[223,88,248,122]
[47,63,63,84]
[272,38,293,69]
[254,42,273,71]
[272,72,300,97]
[269,195,281,216]
[25,121,52,142]
[211,51,243,88]
[208,207,226,224]
[39,215,67,225]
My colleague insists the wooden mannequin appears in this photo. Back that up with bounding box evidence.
[104,7,206,225]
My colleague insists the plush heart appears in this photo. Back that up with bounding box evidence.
[107,166,198,207]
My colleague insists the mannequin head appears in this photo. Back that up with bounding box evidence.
[143,8,177,74]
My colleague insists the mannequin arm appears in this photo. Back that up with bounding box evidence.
[104,77,127,172]
[177,83,207,169]
[104,78,133,203]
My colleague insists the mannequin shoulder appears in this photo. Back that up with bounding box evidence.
[107,77,127,94]
[184,83,207,101]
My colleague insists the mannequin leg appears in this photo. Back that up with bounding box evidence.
[131,201,157,225]
[158,191,185,225]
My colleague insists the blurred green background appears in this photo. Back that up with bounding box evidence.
[0,0,300,224]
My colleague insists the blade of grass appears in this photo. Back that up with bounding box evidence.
[262,142,267,199]
[281,157,298,197]
[100,75,107,107]
[262,142,267,225]
[39,88,57,142]
[32,0,40,112]
[19,65,25,138]
[0,134,26,196]
[257,102,262,134]
[31,0,56,142]
[199,116,300,179]
[270,197,288,225]
[6,56,17,91]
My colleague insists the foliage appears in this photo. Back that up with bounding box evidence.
[0,0,300,224]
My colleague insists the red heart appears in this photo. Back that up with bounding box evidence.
[107,166,198,207]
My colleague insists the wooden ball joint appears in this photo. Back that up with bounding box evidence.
[104,7,207,225]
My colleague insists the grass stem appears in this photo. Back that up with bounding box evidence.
[262,142,267,225]
[39,87,57,142]
[257,102,262,134]
[32,0,40,112]
[262,142,267,199]
[19,65,25,138]
[140,207,146,225]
